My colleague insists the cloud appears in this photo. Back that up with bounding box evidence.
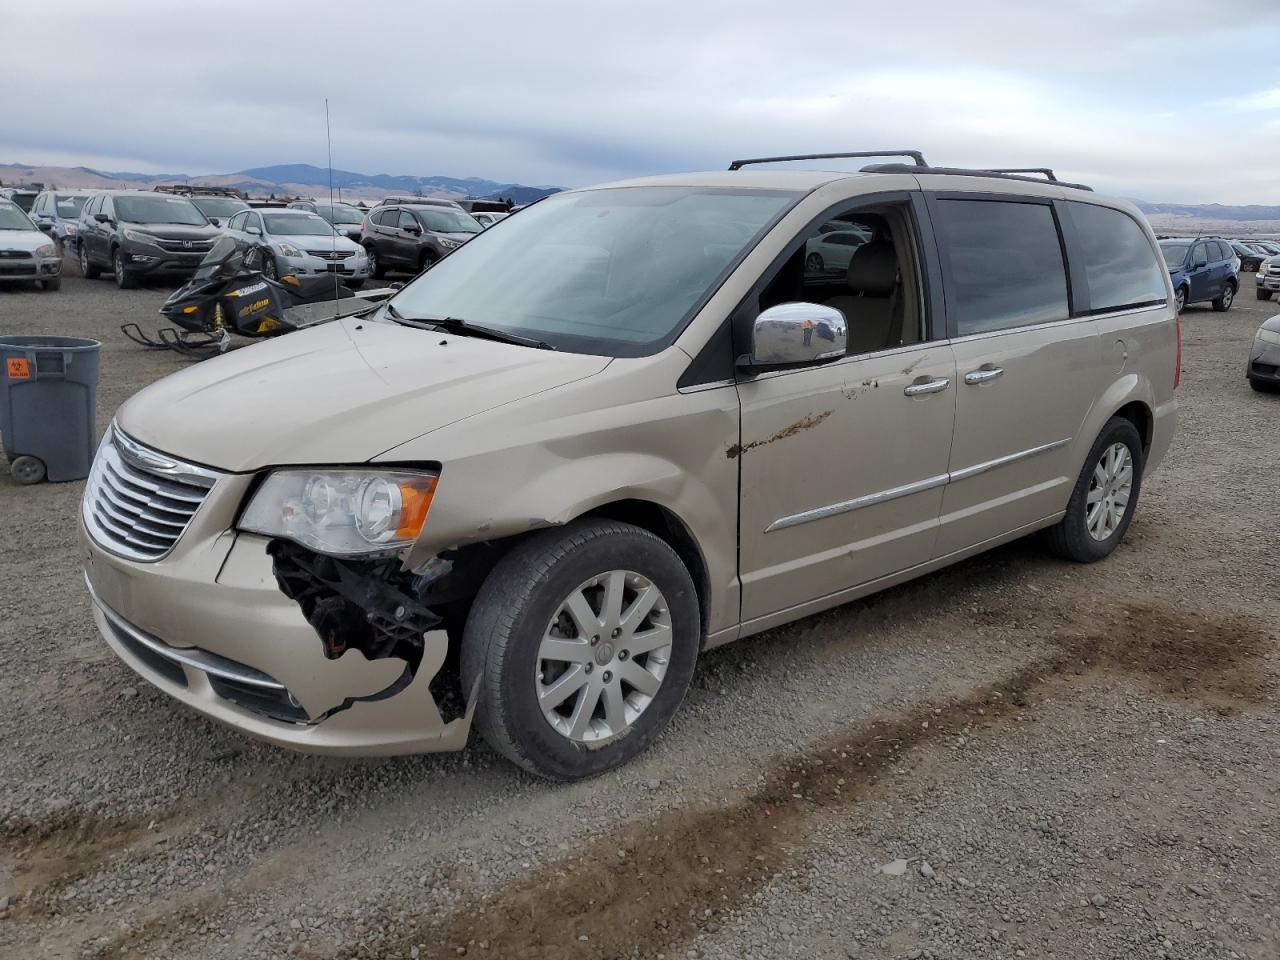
[4,0,1280,202]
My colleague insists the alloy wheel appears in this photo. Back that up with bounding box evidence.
[535,570,672,743]
[1085,442,1133,541]
[1221,286,1234,309]
[79,244,89,275]
[1174,287,1186,312]
[113,251,124,283]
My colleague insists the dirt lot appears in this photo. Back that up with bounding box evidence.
[0,261,1277,960]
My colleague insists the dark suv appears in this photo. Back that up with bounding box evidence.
[361,203,482,277]
[1158,237,1239,313]
[78,191,220,289]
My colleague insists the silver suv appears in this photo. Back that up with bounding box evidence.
[81,151,1178,780]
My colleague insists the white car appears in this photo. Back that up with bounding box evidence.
[805,222,873,275]
[473,211,509,229]
[223,208,370,288]
[0,199,63,291]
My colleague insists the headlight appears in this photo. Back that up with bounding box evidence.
[35,243,57,258]
[1257,328,1280,346]
[123,229,159,245]
[239,469,438,556]
[439,237,461,250]
[278,243,304,258]
[63,223,78,234]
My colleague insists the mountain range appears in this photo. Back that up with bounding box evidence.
[0,162,561,205]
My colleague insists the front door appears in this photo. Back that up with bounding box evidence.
[737,195,957,623]
[925,194,1103,555]
[1187,240,1213,302]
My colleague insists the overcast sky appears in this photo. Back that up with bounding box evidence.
[6,1,1280,203]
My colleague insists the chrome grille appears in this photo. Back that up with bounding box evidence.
[155,238,214,252]
[0,249,33,259]
[306,249,350,261]
[81,427,220,561]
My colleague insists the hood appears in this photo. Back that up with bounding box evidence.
[0,228,55,253]
[1260,314,1280,335]
[116,315,612,472]
[279,233,361,254]
[121,222,220,242]
[439,231,478,242]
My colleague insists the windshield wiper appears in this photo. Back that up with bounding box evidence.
[387,310,556,350]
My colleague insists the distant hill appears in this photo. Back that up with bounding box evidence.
[1133,200,1280,222]
[0,161,561,204]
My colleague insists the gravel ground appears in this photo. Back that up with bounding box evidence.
[0,259,1277,960]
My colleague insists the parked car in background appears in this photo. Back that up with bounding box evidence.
[0,198,62,290]
[187,194,249,227]
[0,187,40,212]
[224,207,369,287]
[1246,240,1280,256]
[373,195,463,210]
[78,191,220,289]
[1229,240,1266,273]
[1248,314,1280,392]
[80,154,1178,780]
[361,203,482,276]
[1158,237,1238,312]
[287,200,367,242]
[804,221,874,274]
[29,190,92,252]
[473,211,509,228]
[1256,256,1280,300]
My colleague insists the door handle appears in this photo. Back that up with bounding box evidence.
[964,366,1005,385]
[904,377,950,397]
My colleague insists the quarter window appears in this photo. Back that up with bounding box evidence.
[933,199,1069,336]
[1065,202,1166,313]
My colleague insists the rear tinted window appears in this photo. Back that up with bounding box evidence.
[933,199,1069,335]
[1066,202,1166,312]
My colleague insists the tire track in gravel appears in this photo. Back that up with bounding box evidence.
[298,603,1274,960]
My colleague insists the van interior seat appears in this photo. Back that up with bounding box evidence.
[824,238,901,354]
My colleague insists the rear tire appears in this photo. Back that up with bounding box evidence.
[79,243,100,279]
[461,519,700,781]
[1044,417,1144,563]
[1257,289,1272,301]
[1211,282,1235,312]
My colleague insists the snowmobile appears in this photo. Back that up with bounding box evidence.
[121,235,393,357]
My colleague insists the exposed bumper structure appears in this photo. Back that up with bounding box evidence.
[83,522,472,756]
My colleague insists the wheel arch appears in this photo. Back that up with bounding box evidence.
[1112,399,1153,457]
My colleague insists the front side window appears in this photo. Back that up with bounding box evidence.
[933,198,1069,335]
[1065,202,1166,313]
[397,210,419,230]
[758,204,923,355]
[114,195,207,226]
[1191,242,1209,265]
[387,186,797,356]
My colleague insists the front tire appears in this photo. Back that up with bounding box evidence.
[805,251,824,273]
[1257,289,1272,301]
[113,249,137,289]
[1212,282,1235,312]
[262,254,279,281]
[1173,285,1187,313]
[1250,377,1280,394]
[79,243,100,279]
[461,519,700,781]
[1044,417,1144,563]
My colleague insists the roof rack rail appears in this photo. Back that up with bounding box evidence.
[858,162,1093,192]
[985,167,1059,182]
[728,150,927,172]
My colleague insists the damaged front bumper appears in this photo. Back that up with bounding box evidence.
[82,524,472,756]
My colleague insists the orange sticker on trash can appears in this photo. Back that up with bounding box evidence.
[5,358,30,380]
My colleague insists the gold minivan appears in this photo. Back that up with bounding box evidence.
[82,152,1178,780]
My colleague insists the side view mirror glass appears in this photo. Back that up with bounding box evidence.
[741,302,847,370]
[1194,258,1207,269]
[37,221,55,234]
[247,225,262,236]
[94,212,110,223]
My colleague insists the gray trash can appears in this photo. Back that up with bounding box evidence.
[0,335,101,484]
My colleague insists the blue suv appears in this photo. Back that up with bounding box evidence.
[1158,237,1239,313]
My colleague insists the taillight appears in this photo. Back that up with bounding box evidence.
[1173,314,1182,389]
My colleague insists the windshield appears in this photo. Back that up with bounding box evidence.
[191,197,249,219]
[388,186,797,356]
[0,204,36,230]
[412,208,483,234]
[1160,243,1188,268]
[54,195,89,218]
[193,235,246,278]
[263,213,336,236]
[317,204,365,224]
[115,195,208,226]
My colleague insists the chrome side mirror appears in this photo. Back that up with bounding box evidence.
[742,302,847,370]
